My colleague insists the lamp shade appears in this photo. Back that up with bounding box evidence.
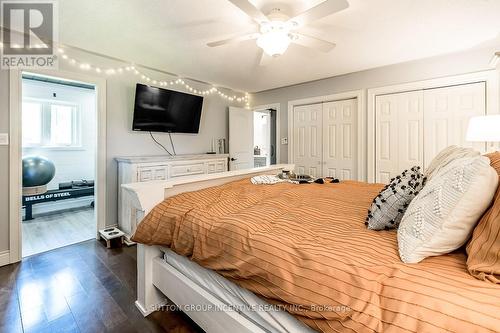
[466,115,500,142]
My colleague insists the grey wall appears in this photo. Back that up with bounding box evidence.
[253,45,499,163]
[0,61,239,253]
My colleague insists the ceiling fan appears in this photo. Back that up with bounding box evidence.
[207,0,349,64]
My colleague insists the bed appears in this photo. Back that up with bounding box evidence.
[122,165,500,333]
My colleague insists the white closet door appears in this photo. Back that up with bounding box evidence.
[423,82,486,167]
[293,103,322,177]
[322,99,358,180]
[375,91,424,183]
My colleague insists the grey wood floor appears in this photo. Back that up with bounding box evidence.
[0,240,202,332]
[22,207,96,257]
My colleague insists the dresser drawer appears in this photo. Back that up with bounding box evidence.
[207,160,226,174]
[153,167,167,180]
[170,163,205,178]
[207,161,226,173]
[207,162,216,173]
[138,165,168,182]
[215,161,226,172]
[138,168,154,182]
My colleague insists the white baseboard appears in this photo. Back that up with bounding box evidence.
[0,251,10,266]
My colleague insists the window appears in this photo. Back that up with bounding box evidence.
[22,102,43,146]
[22,100,81,148]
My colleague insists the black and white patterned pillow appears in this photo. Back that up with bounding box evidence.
[366,166,426,230]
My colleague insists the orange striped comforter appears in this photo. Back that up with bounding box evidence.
[132,179,500,332]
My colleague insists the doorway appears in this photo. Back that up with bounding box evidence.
[374,82,487,183]
[228,104,280,170]
[288,90,365,181]
[21,74,97,256]
[8,69,107,263]
[253,108,277,167]
[291,99,358,179]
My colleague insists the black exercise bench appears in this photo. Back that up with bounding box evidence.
[22,185,94,221]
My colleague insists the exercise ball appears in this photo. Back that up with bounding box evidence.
[22,156,56,188]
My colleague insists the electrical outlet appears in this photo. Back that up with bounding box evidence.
[281,137,288,145]
[0,133,8,146]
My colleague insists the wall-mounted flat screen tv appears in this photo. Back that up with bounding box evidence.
[132,83,204,133]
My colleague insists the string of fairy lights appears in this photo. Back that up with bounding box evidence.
[55,47,251,107]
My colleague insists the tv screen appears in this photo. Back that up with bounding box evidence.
[132,84,204,133]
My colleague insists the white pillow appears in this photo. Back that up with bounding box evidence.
[424,145,479,182]
[398,156,498,263]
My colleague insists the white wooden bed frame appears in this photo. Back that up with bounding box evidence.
[122,164,294,333]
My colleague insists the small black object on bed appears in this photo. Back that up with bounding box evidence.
[312,177,340,184]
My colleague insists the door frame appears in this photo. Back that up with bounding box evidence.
[287,90,366,181]
[8,68,107,263]
[367,70,499,182]
[252,103,281,164]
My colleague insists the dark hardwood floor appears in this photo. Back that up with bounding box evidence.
[0,240,204,333]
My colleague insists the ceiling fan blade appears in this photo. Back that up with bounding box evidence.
[288,0,349,28]
[259,49,273,66]
[227,0,269,24]
[292,33,336,52]
[207,33,259,47]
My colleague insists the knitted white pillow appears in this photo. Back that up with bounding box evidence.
[424,145,479,182]
[398,156,498,263]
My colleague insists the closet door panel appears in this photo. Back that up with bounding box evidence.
[323,99,357,180]
[423,82,486,167]
[375,95,397,184]
[375,91,423,183]
[323,101,338,178]
[293,103,322,177]
[398,92,424,172]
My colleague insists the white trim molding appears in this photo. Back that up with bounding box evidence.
[8,69,107,264]
[287,90,366,181]
[367,70,499,182]
[252,102,281,164]
[0,251,10,266]
[490,51,500,68]
[9,69,22,263]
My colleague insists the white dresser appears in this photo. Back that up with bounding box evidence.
[116,154,229,243]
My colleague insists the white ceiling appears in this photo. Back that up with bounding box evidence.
[59,0,500,92]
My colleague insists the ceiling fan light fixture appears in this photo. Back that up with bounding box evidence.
[256,31,291,57]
